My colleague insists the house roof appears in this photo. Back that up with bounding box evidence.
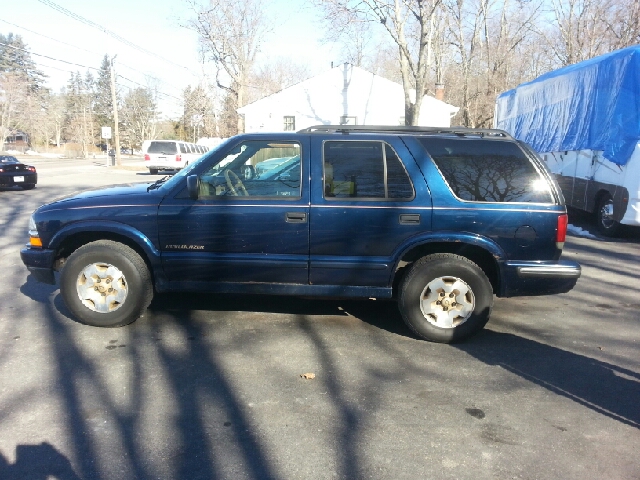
[238,63,458,118]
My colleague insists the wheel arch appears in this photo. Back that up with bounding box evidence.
[392,236,503,296]
[592,188,612,214]
[49,222,161,279]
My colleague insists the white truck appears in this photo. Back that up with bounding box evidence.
[495,45,640,236]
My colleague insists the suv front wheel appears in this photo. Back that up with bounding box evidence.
[398,254,493,343]
[60,240,154,327]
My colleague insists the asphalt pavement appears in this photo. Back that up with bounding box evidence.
[0,157,638,479]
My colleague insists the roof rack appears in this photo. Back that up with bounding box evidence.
[297,124,513,139]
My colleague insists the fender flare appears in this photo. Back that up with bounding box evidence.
[390,231,507,285]
[48,220,162,268]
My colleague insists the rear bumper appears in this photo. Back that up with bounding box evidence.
[20,247,57,285]
[0,173,37,186]
[499,260,581,297]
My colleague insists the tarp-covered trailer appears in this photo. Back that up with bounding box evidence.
[495,45,640,236]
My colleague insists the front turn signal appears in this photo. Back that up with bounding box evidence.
[29,236,43,248]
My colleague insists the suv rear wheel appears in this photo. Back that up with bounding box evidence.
[60,240,153,327]
[398,254,493,343]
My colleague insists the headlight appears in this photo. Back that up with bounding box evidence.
[28,215,42,248]
[28,215,38,236]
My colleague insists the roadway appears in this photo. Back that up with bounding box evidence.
[0,157,638,479]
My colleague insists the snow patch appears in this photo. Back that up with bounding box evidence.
[567,224,597,238]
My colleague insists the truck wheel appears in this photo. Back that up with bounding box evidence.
[149,168,158,175]
[60,240,153,327]
[596,194,620,236]
[398,254,493,343]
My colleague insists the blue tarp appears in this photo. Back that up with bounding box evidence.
[495,45,640,166]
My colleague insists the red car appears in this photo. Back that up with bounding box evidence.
[0,155,37,190]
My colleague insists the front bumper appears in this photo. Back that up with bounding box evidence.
[20,247,57,285]
[499,260,581,297]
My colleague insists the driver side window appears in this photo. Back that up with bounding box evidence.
[198,141,302,199]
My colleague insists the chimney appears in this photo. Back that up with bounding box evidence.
[435,83,445,101]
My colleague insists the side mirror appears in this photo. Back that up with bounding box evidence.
[186,175,199,200]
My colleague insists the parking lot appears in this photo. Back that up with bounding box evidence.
[0,157,639,479]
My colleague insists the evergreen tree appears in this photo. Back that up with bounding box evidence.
[0,32,49,150]
[0,33,46,92]
[94,55,114,131]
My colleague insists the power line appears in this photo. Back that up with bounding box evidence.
[0,40,100,71]
[0,17,96,55]
[0,41,184,108]
[36,0,199,76]
[0,16,187,93]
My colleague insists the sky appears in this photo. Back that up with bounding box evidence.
[0,0,340,117]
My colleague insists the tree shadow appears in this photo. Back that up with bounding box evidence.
[0,442,82,480]
[319,297,640,429]
[453,330,640,428]
[14,273,640,480]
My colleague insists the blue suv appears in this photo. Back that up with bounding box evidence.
[21,126,581,342]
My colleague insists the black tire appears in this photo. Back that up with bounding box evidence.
[60,240,153,327]
[149,168,158,175]
[398,254,493,343]
[21,184,36,190]
[595,193,621,237]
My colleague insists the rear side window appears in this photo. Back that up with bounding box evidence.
[147,142,177,154]
[323,141,414,200]
[420,138,553,203]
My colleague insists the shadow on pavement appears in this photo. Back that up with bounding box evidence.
[455,330,640,428]
[0,442,81,480]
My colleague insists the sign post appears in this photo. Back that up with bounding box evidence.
[101,127,112,167]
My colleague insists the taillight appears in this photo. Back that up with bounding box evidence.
[0,168,4,173]
[176,154,182,162]
[144,154,150,161]
[556,214,568,249]
[27,166,36,172]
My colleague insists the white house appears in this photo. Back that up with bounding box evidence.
[238,63,459,132]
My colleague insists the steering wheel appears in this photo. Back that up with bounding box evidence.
[224,169,249,196]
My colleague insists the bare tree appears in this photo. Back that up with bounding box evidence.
[477,0,542,126]
[0,72,27,151]
[601,0,640,51]
[313,0,443,125]
[182,84,217,140]
[443,0,487,127]
[121,87,158,150]
[63,72,94,158]
[184,0,270,134]
[247,57,311,104]
[544,0,613,66]
[45,92,66,149]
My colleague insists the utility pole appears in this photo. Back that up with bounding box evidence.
[109,56,121,166]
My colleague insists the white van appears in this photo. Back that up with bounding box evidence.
[144,140,209,174]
